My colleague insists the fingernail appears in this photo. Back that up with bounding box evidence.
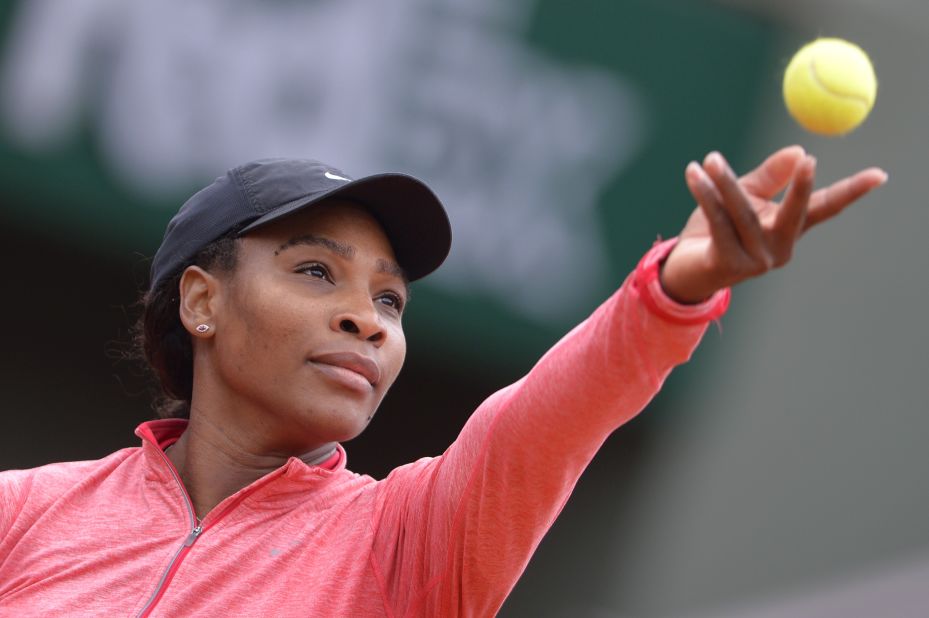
[878,170,889,184]
[705,151,722,172]
[718,152,735,176]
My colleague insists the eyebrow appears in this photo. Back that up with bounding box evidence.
[276,234,354,259]
[375,258,407,283]
[276,234,411,295]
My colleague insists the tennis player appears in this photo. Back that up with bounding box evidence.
[0,147,886,616]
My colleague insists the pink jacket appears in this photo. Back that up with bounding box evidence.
[0,239,729,617]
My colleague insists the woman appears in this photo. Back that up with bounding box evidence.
[0,149,886,616]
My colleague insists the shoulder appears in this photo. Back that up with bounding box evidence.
[1,448,140,513]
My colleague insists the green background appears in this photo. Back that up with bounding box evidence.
[0,0,777,372]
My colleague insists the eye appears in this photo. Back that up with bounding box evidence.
[296,262,332,282]
[377,291,405,313]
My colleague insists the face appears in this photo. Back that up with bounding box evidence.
[202,201,408,451]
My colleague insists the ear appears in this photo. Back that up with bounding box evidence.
[178,265,223,338]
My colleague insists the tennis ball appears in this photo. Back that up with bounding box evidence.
[783,38,877,136]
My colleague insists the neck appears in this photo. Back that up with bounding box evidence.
[165,411,337,520]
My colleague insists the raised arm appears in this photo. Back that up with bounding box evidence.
[369,146,887,617]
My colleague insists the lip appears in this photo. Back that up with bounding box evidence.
[309,352,380,387]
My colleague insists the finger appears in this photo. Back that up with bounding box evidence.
[804,167,888,230]
[740,145,806,199]
[770,155,816,265]
[684,161,742,254]
[703,151,772,266]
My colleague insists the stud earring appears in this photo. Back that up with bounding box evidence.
[195,324,211,333]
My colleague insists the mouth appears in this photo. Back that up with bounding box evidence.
[309,351,380,388]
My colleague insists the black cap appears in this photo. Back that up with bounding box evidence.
[150,158,451,290]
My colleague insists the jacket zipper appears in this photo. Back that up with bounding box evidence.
[135,444,283,616]
[135,447,202,618]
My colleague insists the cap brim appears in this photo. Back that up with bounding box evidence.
[239,173,451,282]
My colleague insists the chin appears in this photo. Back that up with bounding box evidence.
[288,401,376,443]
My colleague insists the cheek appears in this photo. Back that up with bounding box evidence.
[220,282,313,374]
[380,326,407,387]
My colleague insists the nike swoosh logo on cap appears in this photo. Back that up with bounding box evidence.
[324,171,351,181]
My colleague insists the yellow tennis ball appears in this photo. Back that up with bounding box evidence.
[783,38,877,136]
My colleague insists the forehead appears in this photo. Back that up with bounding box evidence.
[246,200,396,257]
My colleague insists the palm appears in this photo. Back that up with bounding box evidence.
[680,193,775,239]
[659,146,887,304]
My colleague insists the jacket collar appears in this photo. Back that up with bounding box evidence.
[135,419,351,515]
[134,418,346,476]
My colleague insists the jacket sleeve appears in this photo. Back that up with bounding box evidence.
[369,238,731,617]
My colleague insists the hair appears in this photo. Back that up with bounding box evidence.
[133,227,243,419]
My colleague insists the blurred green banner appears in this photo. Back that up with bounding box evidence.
[0,0,776,368]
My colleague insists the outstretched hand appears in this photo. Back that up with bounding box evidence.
[659,146,888,304]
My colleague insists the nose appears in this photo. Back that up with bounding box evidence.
[330,298,386,345]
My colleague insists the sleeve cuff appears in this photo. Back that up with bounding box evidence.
[631,237,731,325]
